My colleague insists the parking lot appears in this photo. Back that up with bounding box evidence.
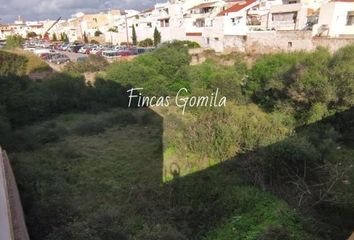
[57,50,87,62]
[23,40,154,66]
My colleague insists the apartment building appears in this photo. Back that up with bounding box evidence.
[313,0,354,37]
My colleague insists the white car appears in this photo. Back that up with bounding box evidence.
[33,48,52,55]
[102,50,118,59]
[89,47,101,55]
[78,46,87,54]
[23,47,36,52]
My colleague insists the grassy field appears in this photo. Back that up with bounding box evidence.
[10,108,317,240]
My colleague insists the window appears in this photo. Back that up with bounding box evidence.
[206,37,210,45]
[147,22,152,27]
[231,17,242,26]
[272,12,297,23]
[288,42,293,48]
[160,19,169,27]
[347,11,354,25]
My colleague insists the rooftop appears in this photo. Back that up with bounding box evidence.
[217,0,256,16]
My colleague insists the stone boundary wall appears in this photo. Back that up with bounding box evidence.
[217,31,354,53]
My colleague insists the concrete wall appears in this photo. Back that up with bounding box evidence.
[0,147,30,240]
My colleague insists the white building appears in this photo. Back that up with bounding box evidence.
[313,0,354,37]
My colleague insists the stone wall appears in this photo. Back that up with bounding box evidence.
[246,31,313,54]
[223,35,246,53]
[215,31,354,54]
[312,37,354,53]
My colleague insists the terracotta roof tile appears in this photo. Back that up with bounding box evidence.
[217,0,256,16]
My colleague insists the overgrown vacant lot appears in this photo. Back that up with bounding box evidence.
[2,42,354,240]
[10,108,316,240]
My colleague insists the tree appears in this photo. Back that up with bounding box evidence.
[108,26,118,33]
[5,35,25,48]
[83,31,88,43]
[138,38,154,47]
[27,32,37,38]
[63,33,69,43]
[153,27,161,47]
[94,30,102,37]
[52,33,57,41]
[132,25,137,46]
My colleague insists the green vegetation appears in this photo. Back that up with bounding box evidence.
[94,30,103,37]
[7,49,51,74]
[5,35,25,48]
[10,109,316,240]
[138,38,154,47]
[27,32,38,38]
[63,54,109,75]
[153,27,161,47]
[0,50,27,75]
[61,32,69,42]
[132,25,137,45]
[178,40,201,48]
[52,33,57,41]
[1,42,354,240]
[83,31,88,43]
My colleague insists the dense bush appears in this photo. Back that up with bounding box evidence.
[329,44,354,106]
[188,59,247,102]
[245,47,354,125]
[105,42,191,95]
[64,55,108,74]
[5,35,25,48]
[0,72,134,130]
[0,51,27,75]
[171,40,201,49]
[74,120,106,136]
[138,38,154,47]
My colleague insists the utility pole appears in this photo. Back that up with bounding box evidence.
[124,11,130,48]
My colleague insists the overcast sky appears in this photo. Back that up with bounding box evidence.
[0,0,157,23]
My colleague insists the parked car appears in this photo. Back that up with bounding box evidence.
[78,46,89,54]
[68,44,84,53]
[117,49,134,57]
[77,56,89,62]
[49,54,71,64]
[102,50,119,59]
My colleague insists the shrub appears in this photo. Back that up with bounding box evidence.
[94,30,103,37]
[5,35,25,48]
[105,111,137,127]
[138,38,154,47]
[182,104,289,162]
[188,59,247,103]
[0,51,27,76]
[64,54,108,74]
[329,43,354,106]
[177,40,201,49]
[74,120,106,136]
